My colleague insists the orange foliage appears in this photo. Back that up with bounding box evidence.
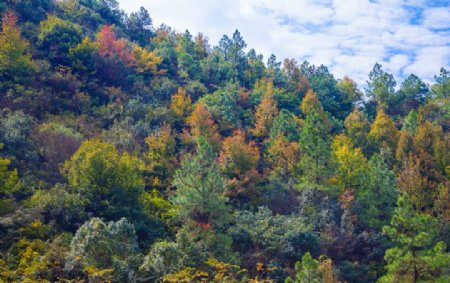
[97,25,135,66]
[251,80,278,138]
[187,103,221,151]
[219,130,260,175]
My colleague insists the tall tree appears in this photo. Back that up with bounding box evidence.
[126,6,153,45]
[379,194,450,283]
[366,63,396,109]
[368,108,399,156]
[344,108,370,153]
[331,134,367,196]
[171,137,229,227]
[219,130,259,177]
[356,154,397,230]
[186,103,221,151]
[297,90,332,190]
[170,87,192,119]
[431,67,449,99]
[0,11,33,83]
[38,15,83,64]
[251,82,278,139]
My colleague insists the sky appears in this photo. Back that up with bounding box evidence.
[117,0,450,87]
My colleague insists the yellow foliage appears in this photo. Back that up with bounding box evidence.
[170,87,192,118]
[187,103,221,151]
[132,44,162,74]
[368,108,399,152]
[252,96,278,138]
[344,108,370,149]
[145,125,176,171]
[265,134,300,175]
[331,134,367,193]
[162,267,209,282]
[17,239,49,280]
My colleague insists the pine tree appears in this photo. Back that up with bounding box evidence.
[379,194,450,283]
[171,137,229,227]
[356,154,397,230]
[297,90,331,190]
[288,253,321,283]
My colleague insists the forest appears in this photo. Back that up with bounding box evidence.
[0,0,449,282]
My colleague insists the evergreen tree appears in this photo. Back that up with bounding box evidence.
[171,137,229,226]
[285,252,323,283]
[356,154,397,230]
[297,91,331,190]
[379,194,450,283]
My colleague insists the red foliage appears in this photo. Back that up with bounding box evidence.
[97,25,135,66]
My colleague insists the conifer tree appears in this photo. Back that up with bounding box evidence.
[379,194,450,283]
[172,137,229,226]
[297,90,331,190]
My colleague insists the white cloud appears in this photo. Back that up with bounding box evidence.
[422,8,450,29]
[118,0,450,87]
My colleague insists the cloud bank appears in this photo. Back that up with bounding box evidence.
[118,0,450,87]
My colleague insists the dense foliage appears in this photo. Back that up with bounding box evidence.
[0,1,449,282]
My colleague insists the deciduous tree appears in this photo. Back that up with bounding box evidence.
[0,11,33,82]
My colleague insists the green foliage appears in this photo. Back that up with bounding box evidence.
[39,15,83,64]
[69,36,99,74]
[356,154,397,230]
[140,241,184,280]
[0,11,34,83]
[379,194,450,283]
[366,63,396,108]
[171,137,229,226]
[285,252,322,283]
[403,109,419,134]
[0,2,448,282]
[175,223,238,268]
[297,105,332,190]
[229,207,318,264]
[432,67,450,99]
[269,109,302,142]
[0,149,19,216]
[65,217,142,282]
[301,63,354,120]
[63,139,144,219]
[201,81,246,130]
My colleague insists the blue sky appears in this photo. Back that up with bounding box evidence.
[118,0,449,87]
